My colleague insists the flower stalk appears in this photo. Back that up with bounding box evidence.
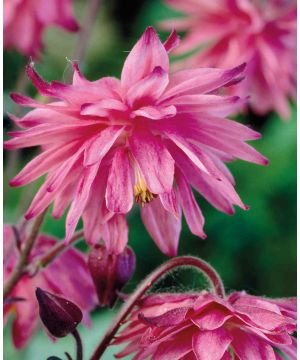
[72,0,102,63]
[3,209,47,298]
[90,256,225,360]
[72,329,83,360]
[33,230,84,270]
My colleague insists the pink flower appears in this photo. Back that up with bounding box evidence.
[3,225,96,349]
[114,291,297,359]
[5,27,267,256]
[162,0,296,119]
[4,0,79,57]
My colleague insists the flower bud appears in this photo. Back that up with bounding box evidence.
[88,245,135,308]
[35,287,82,338]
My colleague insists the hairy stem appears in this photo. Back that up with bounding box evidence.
[3,209,47,298]
[72,329,83,360]
[90,256,225,360]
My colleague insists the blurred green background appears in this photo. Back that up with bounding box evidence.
[3,0,296,359]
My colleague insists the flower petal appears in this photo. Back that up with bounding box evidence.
[121,27,169,90]
[141,198,181,256]
[65,164,99,244]
[192,328,233,360]
[176,170,206,239]
[129,128,174,194]
[231,329,276,360]
[101,214,129,255]
[84,126,124,166]
[126,66,169,106]
[106,148,133,214]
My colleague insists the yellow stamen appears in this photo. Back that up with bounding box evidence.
[134,168,154,207]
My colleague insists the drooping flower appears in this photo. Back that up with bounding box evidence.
[3,225,96,349]
[4,0,79,57]
[114,291,297,359]
[88,244,136,308]
[36,287,83,338]
[161,0,296,119]
[5,27,268,256]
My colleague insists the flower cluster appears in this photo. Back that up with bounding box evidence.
[114,291,296,359]
[162,0,296,118]
[4,0,79,57]
[5,27,267,257]
[3,225,96,348]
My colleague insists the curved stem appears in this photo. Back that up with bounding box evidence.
[90,256,225,360]
[72,329,83,360]
[3,209,47,298]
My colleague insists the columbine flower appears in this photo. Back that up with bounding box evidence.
[114,291,296,359]
[5,27,267,256]
[3,225,96,349]
[4,0,79,57]
[161,0,296,119]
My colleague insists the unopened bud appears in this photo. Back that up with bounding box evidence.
[88,245,135,308]
[35,288,82,338]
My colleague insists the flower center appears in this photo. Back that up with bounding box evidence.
[133,169,154,207]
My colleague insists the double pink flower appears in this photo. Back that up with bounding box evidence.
[4,0,79,57]
[6,27,267,256]
[114,291,296,359]
[162,0,296,119]
[4,225,96,348]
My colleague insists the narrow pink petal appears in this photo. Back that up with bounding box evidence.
[126,66,169,106]
[84,126,124,166]
[165,132,211,175]
[141,198,181,256]
[153,328,195,360]
[129,128,174,194]
[65,164,99,244]
[121,27,169,90]
[230,329,276,360]
[132,105,176,120]
[101,214,128,254]
[46,149,83,192]
[9,141,79,186]
[52,176,80,219]
[80,99,127,117]
[169,142,234,214]
[169,94,244,117]
[106,148,133,213]
[25,176,60,219]
[192,328,233,360]
[176,170,206,239]
[163,63,246,99]
[82,167,113,244]
[159,189,180,217]
[163,29,180,53]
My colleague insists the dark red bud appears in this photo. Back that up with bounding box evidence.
[88,245,135,308]
[35,287,82,338]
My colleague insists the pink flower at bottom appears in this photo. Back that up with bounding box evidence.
[5,27,267,257]
[161,0,296,119]
[4,0,79,57]
[3,225,97,349]
[114,291,296,359]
